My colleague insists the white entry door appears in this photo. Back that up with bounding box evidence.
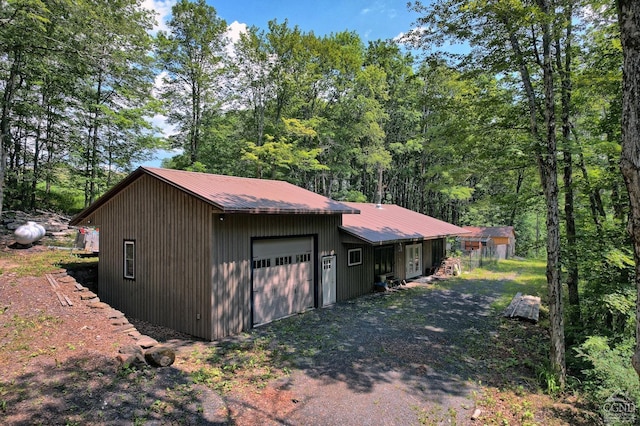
[252,237,314,325]
[322,255,336,306]
[405,243,422,279]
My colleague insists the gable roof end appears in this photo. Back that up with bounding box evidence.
[70,167,359,225]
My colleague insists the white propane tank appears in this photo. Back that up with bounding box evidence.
[14,221,46,245]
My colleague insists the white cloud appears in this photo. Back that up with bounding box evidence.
[142,0,176,33]
[150,114,177,138]
[393,32,406,43]
[360,1,389,16]
[224,21,249,58]
[399,26,430,47]
[226,21,248,44]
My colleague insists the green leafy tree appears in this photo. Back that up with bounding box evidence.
[241,118,327,180]
[0,0,49,216]
[409,0,567,385]
[156,0,228,165]
[72,0,159,206]
[1,0,162,210]
[365,40,422,209]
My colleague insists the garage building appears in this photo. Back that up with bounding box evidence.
[70,167,467,340]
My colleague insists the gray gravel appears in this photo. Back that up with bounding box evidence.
[253,279,508,425]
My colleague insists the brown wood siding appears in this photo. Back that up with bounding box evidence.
[423,240,434,271]
[337,240,444,299]
[340,233,365,244]
[394,244,404,280]
[210,213,342,340]
[338,243,374,300]
[75,174,213,339]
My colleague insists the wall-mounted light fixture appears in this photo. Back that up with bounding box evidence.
[219,214,225,221]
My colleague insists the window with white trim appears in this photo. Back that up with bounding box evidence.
[124,240,135,279]
[348,248,362,266]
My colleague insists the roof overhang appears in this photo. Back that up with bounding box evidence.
[70,167,360,226]
[339,226,457,246]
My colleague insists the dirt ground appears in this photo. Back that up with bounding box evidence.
[0,241,600,425]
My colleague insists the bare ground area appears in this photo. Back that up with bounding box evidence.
[0,239,601,425]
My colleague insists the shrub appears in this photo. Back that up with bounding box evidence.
[575,336,640,407]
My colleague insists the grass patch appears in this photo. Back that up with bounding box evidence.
[440,258,547,313]
[0,248,97,278]
[35,174,85,214]
[186,335,286,394]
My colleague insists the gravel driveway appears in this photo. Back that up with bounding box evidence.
[245,278,508,425]
[0,268,509,425]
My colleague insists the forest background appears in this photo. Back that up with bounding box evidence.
[1,0,638,411]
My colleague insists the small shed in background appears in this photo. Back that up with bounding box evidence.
[459,226,516,260]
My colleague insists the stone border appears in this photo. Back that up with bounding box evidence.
[47,270,174,369]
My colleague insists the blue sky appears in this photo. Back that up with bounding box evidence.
[143,1,422,41]
[210,0,421,42]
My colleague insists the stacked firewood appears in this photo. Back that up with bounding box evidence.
[435,257,462,277]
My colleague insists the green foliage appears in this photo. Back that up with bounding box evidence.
[241,134,328,180]
[333,189,367,202]
[537,363,562,396]
[185,162,208,173]
[156,0,228,166]
[575,219,636,338]
[1,3,639,421]
[1,0,161,211]
[575,336,640,407]
[35,184,84,214]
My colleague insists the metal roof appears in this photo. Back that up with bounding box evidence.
[144,167,359,214]
[339,203,470,245]
[461,226,515,239]
[70,167,359,225]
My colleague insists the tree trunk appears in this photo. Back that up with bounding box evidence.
[44,103,55,203]
[508,169,524,227]
[190,80,201,164]
[30,116,41,211]
[0,50,21,219]
[503,2,566,386]
[85,72,103,207]
[30,85,51,210]
[616,0,640,379]
[539,0,565,385]
[555,3,580,319]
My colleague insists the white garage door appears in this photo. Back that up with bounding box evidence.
[252,237,314,325]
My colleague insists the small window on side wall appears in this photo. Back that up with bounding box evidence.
[124,240,135,279]
[348,248,362,266]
